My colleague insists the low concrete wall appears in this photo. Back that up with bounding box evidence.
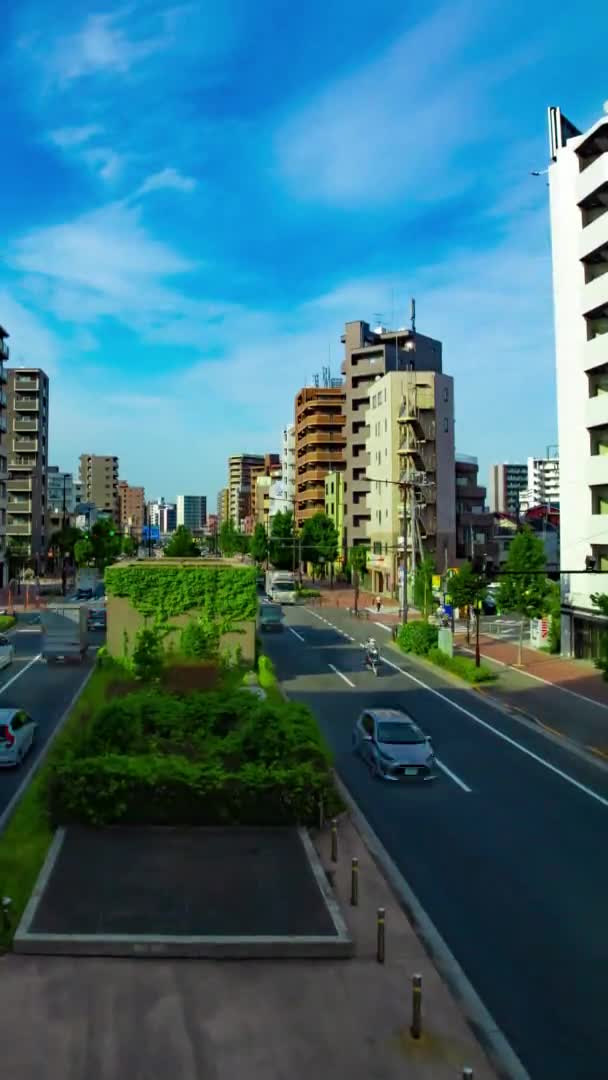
[106,596,255,665]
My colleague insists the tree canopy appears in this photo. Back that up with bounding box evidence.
[269,510,295,570]
[164,525,199,557]
[413,556,436,617]
[300,512,339,570]
[49,525,83,558]
[249,522,269,564]
[497,528,548,619]
[74,518,122,570]
[448,561,487,610]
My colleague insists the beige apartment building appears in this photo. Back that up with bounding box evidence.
[6,366,49,570]
[79,455,120,521]
[228,454,265,529]
[342,320,443,550]
[118,481,145,534]
[0,328,8,585]
[217,487,229,524]
[366,370,456,597]
[294,385,346,527]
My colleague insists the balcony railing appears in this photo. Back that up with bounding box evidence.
[14,376,38,390]
[13,438,38,453]
[0,342,8,362]
[13,418,38,432]
[7,478,33,492]
[14,396,39,410]
[8,497,32,510]
[6,522,32,536]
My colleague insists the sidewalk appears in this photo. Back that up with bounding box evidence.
[455,632,608,756]
[0,815,498,1080]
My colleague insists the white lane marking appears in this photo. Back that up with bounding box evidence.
[0,653,42,694]
[287,626,305,643]
[381,656,608,810]
[328,663,355,688]
[374,621,392,632]
[435,758,472,793]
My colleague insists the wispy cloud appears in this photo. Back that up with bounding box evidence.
[135,167,197,197]
[49,10,164,85]
[49,124,103,148]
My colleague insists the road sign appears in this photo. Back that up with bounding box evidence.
[432,575,441,589]
[142,525,160,543]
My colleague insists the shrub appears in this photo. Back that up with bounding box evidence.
[296,588,321,599]
[131,626,164,682]
[427,647,496,684]
[179,618,218,659]
[258,654,276,689]
[0,615,16,632]
[398,621,438,655]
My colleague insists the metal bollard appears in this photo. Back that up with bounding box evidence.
[462,1070,473,1079]
[376,907,385,963]
[318,797,324,831]
[330,818,338,862]
[1,897,12,933]
[350,857,359,906]
[410,973,422,1039]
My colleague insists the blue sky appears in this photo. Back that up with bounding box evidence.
[1,1,606,504]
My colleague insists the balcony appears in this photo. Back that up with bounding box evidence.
[0,341,8,362]
[7,478,32,493]
[6,521,32,537]
[587,454,608,487]
[582,268,608,317]
[586,392,608,428]
[7,497,32,511]
[579,211,608,262]
[584,332,608,374]
[299,450,344,466]
[13,438,38,454]
[14,395,39,410]
[13,418,38,433]
[577,153,608,207]
[298,409,346,426]
[14,375,39,391]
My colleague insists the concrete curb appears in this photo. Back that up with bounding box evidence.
[13,827,353,959]
[331,771,530,1080]
[0,662,96,838]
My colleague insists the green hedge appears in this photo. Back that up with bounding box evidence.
[397,621,438,655]
[46,688,339,826]
[104,564,257,621]
[427,647,496,684]
[0,615,16,632]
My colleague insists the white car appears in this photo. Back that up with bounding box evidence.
[0,634,15,670]
[0,709,38,767]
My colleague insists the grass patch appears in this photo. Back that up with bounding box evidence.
[0,615,16,632]
[0,659,129,949]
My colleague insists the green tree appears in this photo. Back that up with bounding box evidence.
[219,519,239,557]
[591,592,608,677]
[121,535,138,558]
[269,510,295,571]
[250,523,269,564]
[164,525,199,557]
[300,512,339,580]
[75,519,122,571]
[74,537,95,568]
[49,525,83,560]
[235,531,251,555]
[413,556,436,618]
[497,527,548,665]
[448,561,488,657]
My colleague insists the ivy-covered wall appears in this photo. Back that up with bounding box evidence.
[105,561,257,663]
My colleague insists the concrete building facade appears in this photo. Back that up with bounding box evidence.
[0,328,8,586]
[176,495,207,532]
[228,454,265,529]
[455,454,494,565]
[7,367,49,568]
[548,103,608,656]
[281,424,296,511]
[519,455,561,513]
[294,386,346,528]
[79,455,119,521]
[119,482,145,534]
[325,471,345,564]
[341,320,442,550]
[365,370,456,596]
[149,498,176,533]
[217,488,230,525]
[488,463,529,516]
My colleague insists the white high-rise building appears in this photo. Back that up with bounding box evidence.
[176,495,206,532]
[519,456,560,513]
[548,104,608,657]
[281,424,295,512]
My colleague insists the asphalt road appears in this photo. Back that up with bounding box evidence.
[263,604,608,1080]
[0,621,98,820]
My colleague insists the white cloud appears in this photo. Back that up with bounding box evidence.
[135,167,197,197]
[82,147,126,182]
[49,124,103,148]
[50,11,163,84]
[0,291,60,376]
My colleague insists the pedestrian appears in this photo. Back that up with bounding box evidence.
[375,595,382,614]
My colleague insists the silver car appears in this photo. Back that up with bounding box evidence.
[0,708,38,767]
[352,708,435,781]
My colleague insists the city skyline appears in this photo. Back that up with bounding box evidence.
[2,1,606,497]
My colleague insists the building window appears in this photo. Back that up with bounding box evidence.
[443,388,449,402]
[385,418,387,432]
[373,541,382,555]
[443,418,449,433]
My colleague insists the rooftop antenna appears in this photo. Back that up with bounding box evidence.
[313,371,319,387]
[410,297,416,334]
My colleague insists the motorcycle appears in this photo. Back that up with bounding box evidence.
[365,650,380,676]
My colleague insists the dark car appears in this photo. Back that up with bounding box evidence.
[258,603,284,632]
[76,587,94,602]
[87,608,107,632]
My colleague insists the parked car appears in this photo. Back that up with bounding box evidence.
[87,608,107,632]
[0,708,38,767]
[76,587,94,602]
[0,634,15,670]
[352,708,435,781]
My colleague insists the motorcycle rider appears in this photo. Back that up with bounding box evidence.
[365,637,379,667]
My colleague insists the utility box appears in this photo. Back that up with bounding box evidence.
[438,627,453,657]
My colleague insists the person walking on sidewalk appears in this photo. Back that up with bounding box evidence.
[375,595,382,614]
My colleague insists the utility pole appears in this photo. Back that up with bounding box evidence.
[401,478,408,622]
